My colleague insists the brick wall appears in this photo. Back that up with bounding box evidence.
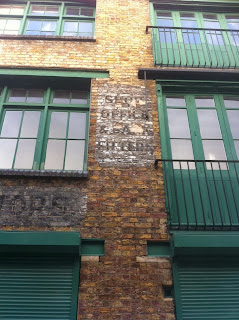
[0,0,174,319]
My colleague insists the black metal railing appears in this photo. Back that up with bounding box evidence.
[155,160,239,230]
[146,26,239,68]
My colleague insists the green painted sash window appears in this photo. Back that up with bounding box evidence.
[0,86,90,171]
[0,1,95,37]
[151,7,239,67]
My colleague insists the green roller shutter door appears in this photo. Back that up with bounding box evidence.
[0,253,79,320]
[174,256,239,320]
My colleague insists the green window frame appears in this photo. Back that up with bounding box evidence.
[0,86,90,171]
[157,84,239,163]
[0,1,95,37]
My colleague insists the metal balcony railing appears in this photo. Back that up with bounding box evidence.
[155,160,239,230]
[146,26,239,68]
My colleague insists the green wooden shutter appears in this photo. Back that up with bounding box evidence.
[0,252,79,320]
[174,256,239,320]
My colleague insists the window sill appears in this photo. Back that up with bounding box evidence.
[0,35,96,42]
[0,169,88,178]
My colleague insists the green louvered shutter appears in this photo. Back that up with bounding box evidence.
[0,253,79,320]
[174,256,239,320]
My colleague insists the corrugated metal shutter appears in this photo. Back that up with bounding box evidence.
[0,253,78,320]
[174,256,239,320]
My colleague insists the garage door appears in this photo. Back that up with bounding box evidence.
[0,253,79,320]
[173,256,239,320]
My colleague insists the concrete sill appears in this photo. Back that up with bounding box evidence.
[0,169,88,179]
[0,35,96,42]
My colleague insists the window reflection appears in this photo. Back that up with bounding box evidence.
[181,13,200,45]
[157,12,176,43]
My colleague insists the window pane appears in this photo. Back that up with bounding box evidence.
[31,6,45,15]
[195,96,215,108]
[27,20,42,31]
[166,96,186,107]
[5,19,21,31]
[171,139,194,160]
[0,6,10,14]
[202,140,227,160]
[167,109,190,138]
[66,7,80,16]
[9,89,26,102]
[20,111,41,138]
[0,139,17,169]
[44,140,65,170]
[81,8,94,17]
[64,21,78,33]
[14,139,36,169]
[227,110,239,139]
[224,97,239,108]
[48,112,67,139]
[42,21,56,32]
[10,6,24,15]
[1,111,22,138]
[79,22,93,34]
[65,140,85,170]
[71,91,88,104]
[0,19,6,30]
[234,141,239,159]
[197,110,222,139]
[45,6,59,16]
[27,89,44,103]
[68,113,86,139]
[53,91,70,104]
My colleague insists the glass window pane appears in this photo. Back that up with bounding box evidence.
[27,89,44,103]
[53,91,70,104]
[227,110,239,139]
[0,139,17,169]
[66,7,80,16]
[42,20,57,32]
[45,6,59,16]
[0,6,10,14]
[5,19,20,31]
[25,30,40,35]
[71,91,88,104]
[44,140,65,170]
[202,140,227,160]
[197,109,222,139]
[27,20,42,31]
[14,139,36,169]
[0,19,6,30]
[171,139,194,160]
[195,96,215,108]
[31,6,45,15]
[9,89,26,102]
[234,141,239,159]
[81,8,94,17]
[20,111,41,138]
[65,140,85,170]
[79,22,93,34]
[167,109,190,138]
[224,97,239,108]
[166,96,186,107]
[10,6,24,15]
[68,113,86,139]
[1,111,22,138]
[64,21,78,33]
[48,112,67,138]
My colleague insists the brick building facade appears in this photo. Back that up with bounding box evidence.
[0,0,238,319]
